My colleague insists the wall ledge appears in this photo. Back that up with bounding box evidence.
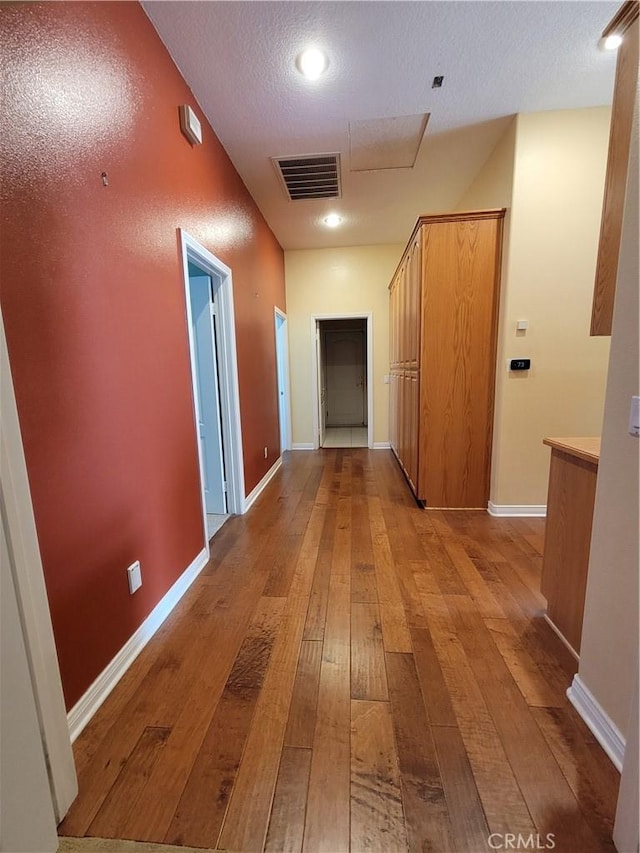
[243,457,282,513]
[567,674,625,771]
[291,443,315,451]
[67,546,209,742]
[487,501,547,517]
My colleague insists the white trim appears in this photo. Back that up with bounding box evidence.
[567,674,626,771]
[543,615,579,661]
[292,443,315,451]
[274,308,292,453]
[373,442,391,449]
[67,546,209,742]
[487,501,547,517]
[310,313,374,450]
[179,230,246,521]
[0,309,77,822]
[243,457,283,513]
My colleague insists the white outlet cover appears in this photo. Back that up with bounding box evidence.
[127,560,142,594]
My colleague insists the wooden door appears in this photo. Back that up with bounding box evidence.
[419,216,502,507]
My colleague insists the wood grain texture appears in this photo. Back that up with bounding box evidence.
[386,652,457,852]
[350,700,408,853]
[264,747,312,853]
[350,602,388,700]
[64,451,617,853]
[541,449,598,652]
[419,216,502,507]
[591,13,639,336]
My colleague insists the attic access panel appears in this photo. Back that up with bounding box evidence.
[273,153,341,201]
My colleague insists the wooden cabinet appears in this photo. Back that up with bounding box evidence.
[591,1,639,336]
[541,437,600,655]
[389,210,505,508]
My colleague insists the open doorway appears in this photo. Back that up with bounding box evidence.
[311,314,373,449]
[180,230,246,547]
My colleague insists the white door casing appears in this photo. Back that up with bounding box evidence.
[310,313,373,450]
[180,229,245,530]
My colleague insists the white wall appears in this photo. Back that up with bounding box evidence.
[285,245,403,447]
[577,92,638,742]
[459,108,612,508]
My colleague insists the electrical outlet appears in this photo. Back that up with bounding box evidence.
[264,446,268,458]
[127,560,142,594]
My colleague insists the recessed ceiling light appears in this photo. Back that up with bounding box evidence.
[296,48,329,80]
[603,33,623,50]
[323,213,342,228]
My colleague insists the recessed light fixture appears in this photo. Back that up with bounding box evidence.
[323,213,342,228]
[296,48,329,80]
[603,33,623,50]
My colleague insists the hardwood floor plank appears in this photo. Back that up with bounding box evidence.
[303,463,352,853]
[264,747,312,853]
[351,699,409,853]
[284,640,323,749]
[484,616,564,708]
[431,724,491,852]
[218,501,328,853]
[351,601,388,700]
[420,592,536,836]
[87,726,170,839]
[368,496,413,652]
[303,503,337,642]
[386,652,457,853]
[410,625,457,726]
[263,533,305,597]
[442,540,507,619]
[532,706,620,849]
[446,594,611,852]
[163,596,285,848]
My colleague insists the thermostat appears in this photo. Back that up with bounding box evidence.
[509,358,531,371]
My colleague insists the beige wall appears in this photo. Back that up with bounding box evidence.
[460,108,612,507]
[285,245,403,447]
[578,94,638,740]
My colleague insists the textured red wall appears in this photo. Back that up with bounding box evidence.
[0,1,285,708]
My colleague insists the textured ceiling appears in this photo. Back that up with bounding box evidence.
[142,1,619,250]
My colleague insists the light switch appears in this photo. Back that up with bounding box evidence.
[516,319,529,331]
[629,396,640,437]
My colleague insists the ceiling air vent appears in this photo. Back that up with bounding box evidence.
[272,153,341,201]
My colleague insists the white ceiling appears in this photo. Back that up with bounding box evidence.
[142,1,619,251]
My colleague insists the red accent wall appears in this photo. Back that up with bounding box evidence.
[0,2,285,708]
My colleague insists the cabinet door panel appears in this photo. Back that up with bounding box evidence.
[419,218,501,507]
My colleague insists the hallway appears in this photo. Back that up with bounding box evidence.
[59,450,618,853]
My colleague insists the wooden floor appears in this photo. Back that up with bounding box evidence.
[60,450,619,853]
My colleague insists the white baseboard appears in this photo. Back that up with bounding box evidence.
[291,442,314,450]
[373,442,391,449]
[243,457,282,512]
[487,501,547,517]
[67,546,209,742]
[567,674,625,771]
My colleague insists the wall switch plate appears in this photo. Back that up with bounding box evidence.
[179,104,202,145]
[516,319,529,331]
[127,560,142,594]
[629,396,640,437]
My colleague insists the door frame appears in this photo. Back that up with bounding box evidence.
[179,230,245,531]
[274,308,292,453]
[0,307,77,826]
[310,312,373,450]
